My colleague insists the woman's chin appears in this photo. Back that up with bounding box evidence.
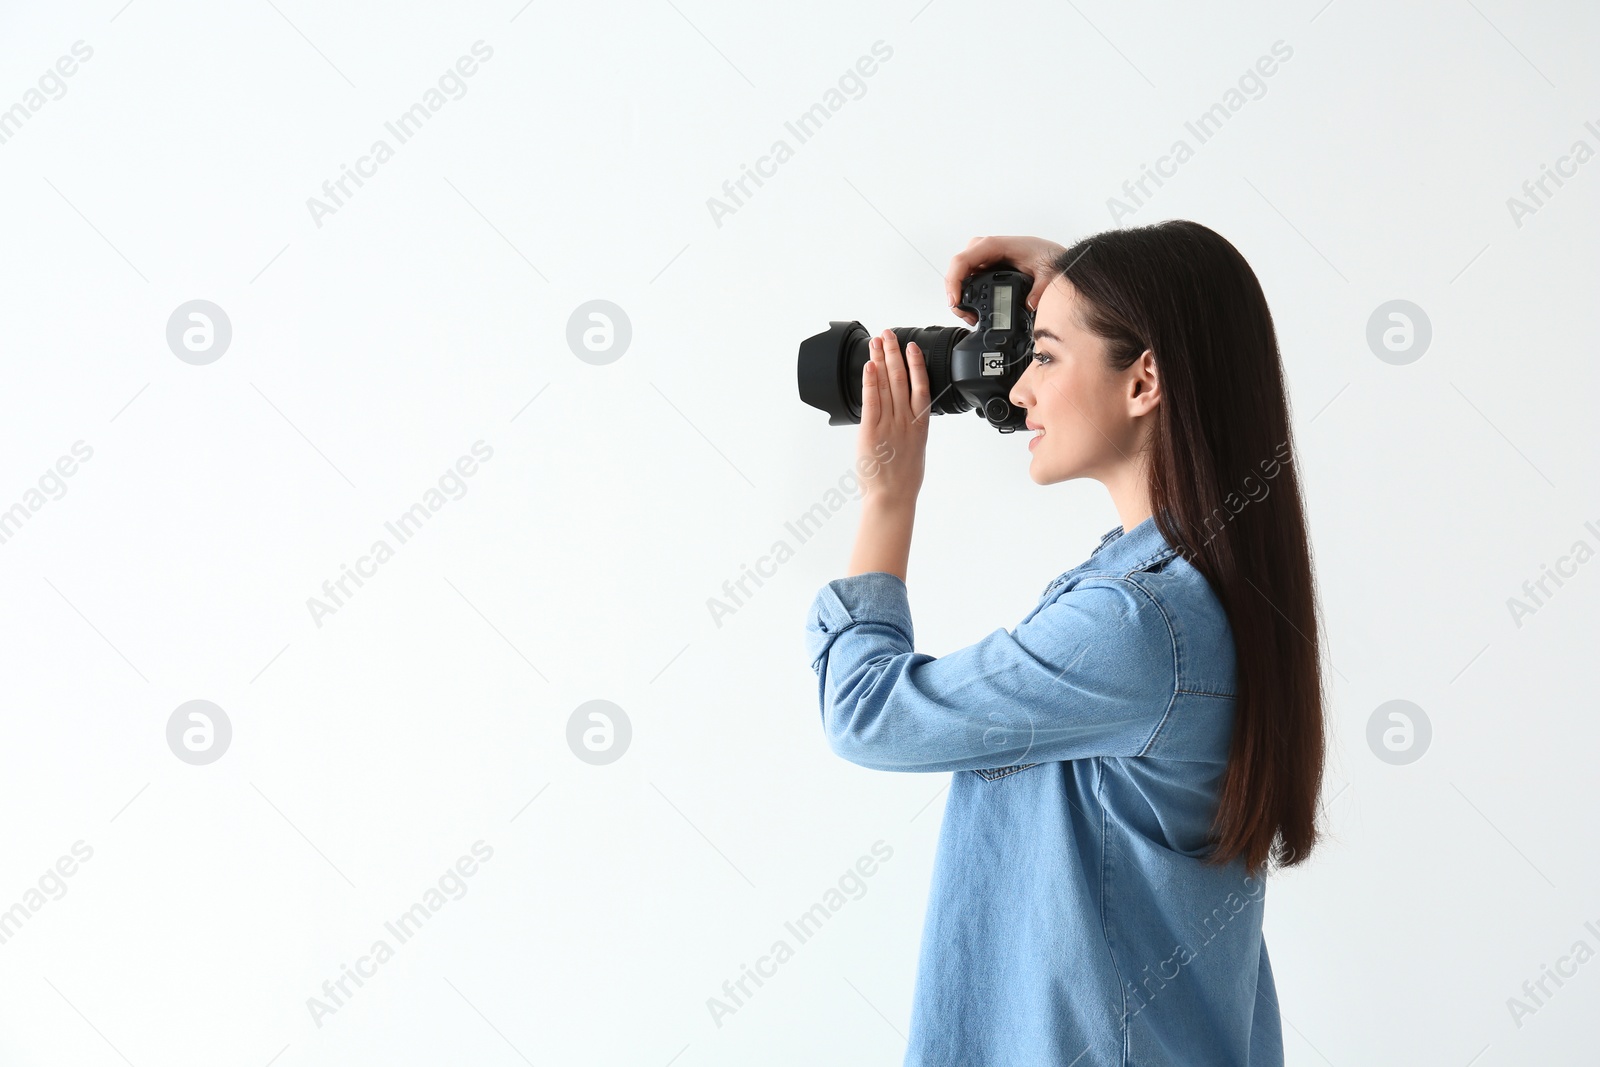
[1027,455,1074,485]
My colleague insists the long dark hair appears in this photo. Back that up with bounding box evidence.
[1046,220,1325,876]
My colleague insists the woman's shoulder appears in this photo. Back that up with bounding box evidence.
[1073,555,1237,699]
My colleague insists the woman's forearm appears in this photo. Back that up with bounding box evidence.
[847,497,916,581]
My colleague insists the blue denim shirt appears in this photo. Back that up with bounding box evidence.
[804,515,1282,1066]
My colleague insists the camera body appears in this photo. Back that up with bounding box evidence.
[797,268,1036,433]
[947,268,1035,432]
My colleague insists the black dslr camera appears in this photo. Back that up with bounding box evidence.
[797,268,1035,433]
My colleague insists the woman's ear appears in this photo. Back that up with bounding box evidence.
[1129,349,1159,413]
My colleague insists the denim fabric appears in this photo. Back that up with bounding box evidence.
[804,515,1282,1066]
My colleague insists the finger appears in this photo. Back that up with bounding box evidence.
[947,238,999,325]
[867,334,890,424]
[1027,272,1052,314]
[944,264,981,323]
[905,341,930,424]
[943,251,970,310]
[945,236,993,309]
[880,329,910,423]
[874,335,893,417]
[860,355,879,428]
[946,279,978,327]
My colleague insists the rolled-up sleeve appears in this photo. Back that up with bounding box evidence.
[803,571,1177,772]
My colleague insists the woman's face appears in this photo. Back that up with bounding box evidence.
[1009,276,1155,486]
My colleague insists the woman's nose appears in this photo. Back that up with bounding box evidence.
[1009,375,1030,409]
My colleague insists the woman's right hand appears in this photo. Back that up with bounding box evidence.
[944,235,1069,326]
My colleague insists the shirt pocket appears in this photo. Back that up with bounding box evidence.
[973,762,1041,782]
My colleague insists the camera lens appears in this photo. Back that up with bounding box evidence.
[797,322,974,426]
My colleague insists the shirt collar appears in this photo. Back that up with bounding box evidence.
[1089,512,1177,573]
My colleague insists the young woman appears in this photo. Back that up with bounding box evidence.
[803,223,1325,1066]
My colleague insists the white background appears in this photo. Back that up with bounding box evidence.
[0,1,1596,1064]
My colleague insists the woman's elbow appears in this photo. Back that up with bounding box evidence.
[823,700,904,771]
[827,736,897,772]
[818,663,906,769]
[823,703,869,765]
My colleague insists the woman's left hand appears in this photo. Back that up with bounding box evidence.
[856,329,929,509]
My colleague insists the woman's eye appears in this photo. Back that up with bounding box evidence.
[1032,351,1051,366]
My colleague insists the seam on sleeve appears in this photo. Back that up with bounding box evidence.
[830,611,912,649]
[819,618,863,643]
[1093,574,1180,758]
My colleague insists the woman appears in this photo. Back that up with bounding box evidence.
[803,223,1325,1066]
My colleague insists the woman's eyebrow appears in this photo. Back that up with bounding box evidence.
[1032,328,1061,342]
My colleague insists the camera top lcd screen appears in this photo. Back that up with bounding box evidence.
[992,286,1013,331]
